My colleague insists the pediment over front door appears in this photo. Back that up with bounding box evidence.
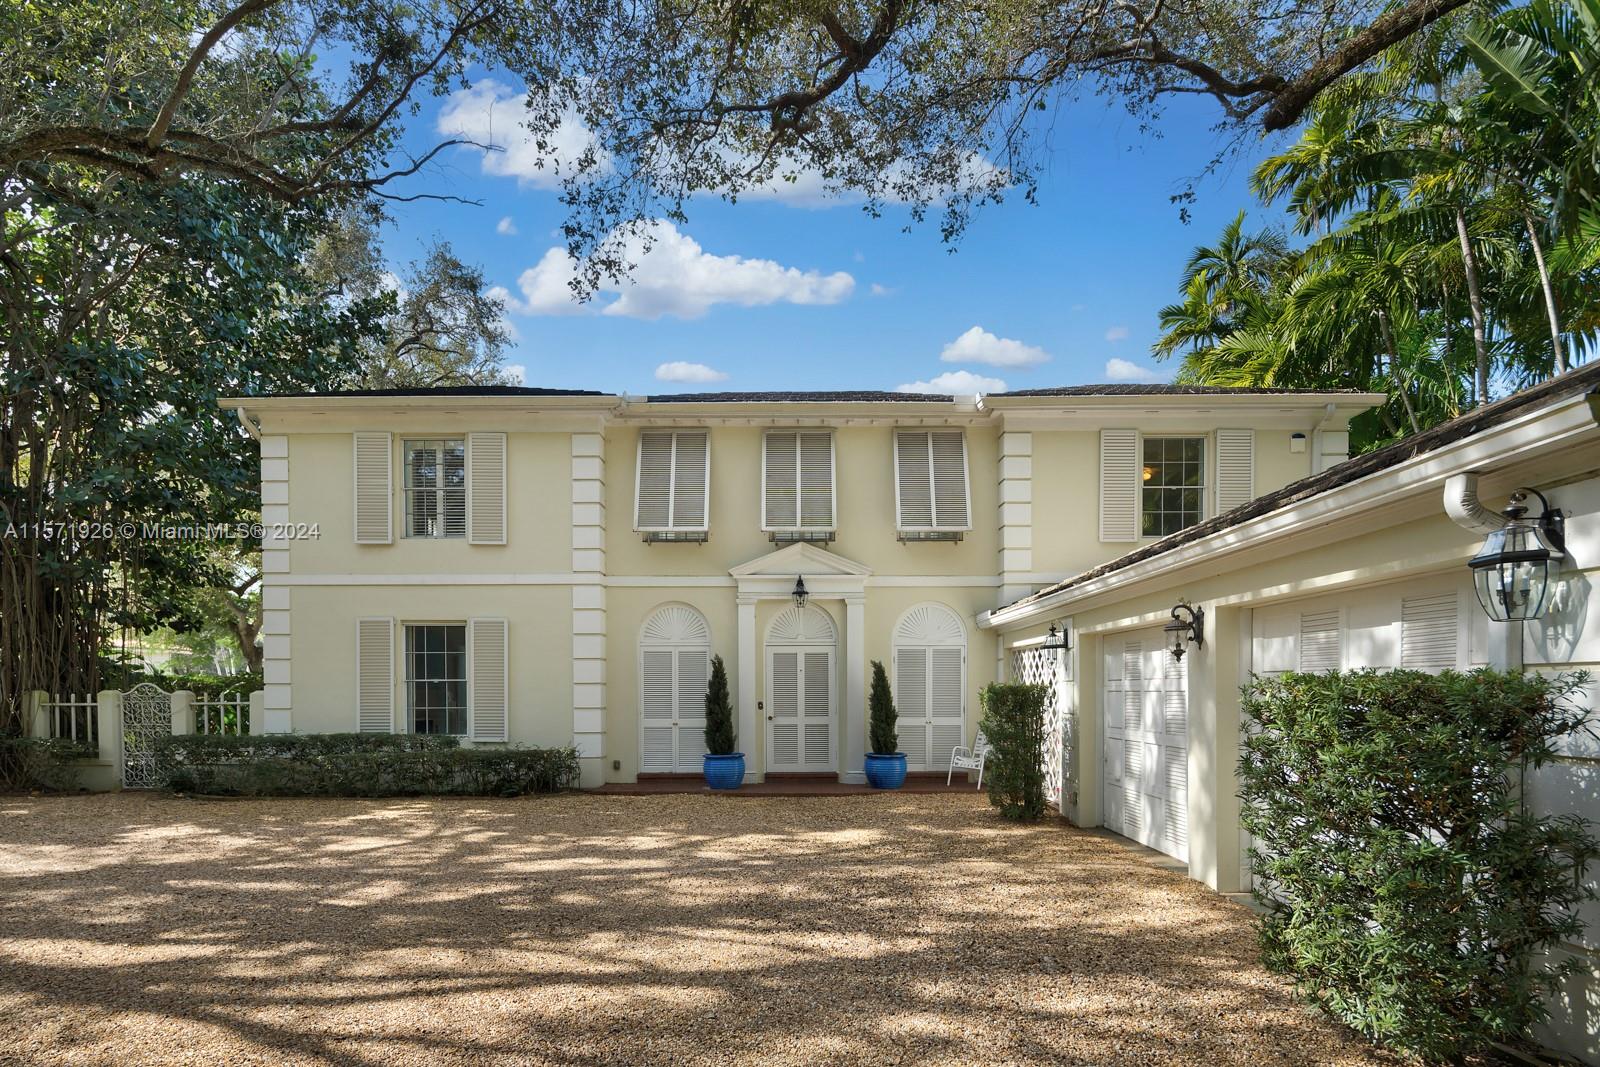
[729,542,871,598]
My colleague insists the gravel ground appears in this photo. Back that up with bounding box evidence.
[0,792,1388,1067]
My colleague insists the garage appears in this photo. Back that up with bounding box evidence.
[1102,628,1189,862]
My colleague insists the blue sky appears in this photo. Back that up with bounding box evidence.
[384,81,1292,395]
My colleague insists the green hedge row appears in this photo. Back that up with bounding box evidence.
[0,737,98,792]
[1239,668,1598,1063]
[158,733,580,797]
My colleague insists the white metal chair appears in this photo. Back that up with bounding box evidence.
[948,730,992,787]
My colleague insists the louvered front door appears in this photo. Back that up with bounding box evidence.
[1102,632,1189,862]
[893,646,965,771]
[640,648,710,773]
[767,647,833,772]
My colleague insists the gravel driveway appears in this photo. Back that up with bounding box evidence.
[0,792,1385,1067]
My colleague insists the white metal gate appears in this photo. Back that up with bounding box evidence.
[121,683,172,789]
[1102,633,1189,862]
[1010,647,1064,812]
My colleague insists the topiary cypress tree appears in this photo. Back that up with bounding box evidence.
[703,654,735,755]
[868,660,898,755]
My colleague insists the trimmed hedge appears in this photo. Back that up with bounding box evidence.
[1239,668,1598,1063]
[0,736,98,792]
[978,682,1049,820]
[159,732,580,797]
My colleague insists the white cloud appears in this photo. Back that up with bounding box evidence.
[503,220,855,320]
[869,283,894,297]
[896,370,1007,395]
[1105,358,1164,383]
[710,148,1005,208]
[655,361,729,384]
[436,80,609,190]
[503,363,527,384]
[939,325,1050,368]
[496,216,518,236]
[1104,325,1130,342]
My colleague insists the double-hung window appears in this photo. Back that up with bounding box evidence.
[635,430,710,537]
[405,623,466,735]
[894,430,970,536]
[763,431,835,535]
[1140,436,1205,536]
[403,438,466,538]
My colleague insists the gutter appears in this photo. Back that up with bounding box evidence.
[235,406,262,442]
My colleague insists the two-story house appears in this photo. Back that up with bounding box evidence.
[221,384,1381,788]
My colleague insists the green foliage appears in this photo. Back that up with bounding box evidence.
[159,733,580,797]
[978,682,1049,821]
[868,660,898,755]
[100,664,262,699]
[1239,668,1599,1063]
[0,737,97,792]
[703,654,735,755]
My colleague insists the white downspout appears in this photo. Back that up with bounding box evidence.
[234,406,262,442]
[1443,472,1520,670]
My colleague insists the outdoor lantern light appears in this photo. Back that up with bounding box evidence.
[1164,602,1204,661]
[1468,488,1565,622]
[1041,623,1070,659]
[791,575,809,610]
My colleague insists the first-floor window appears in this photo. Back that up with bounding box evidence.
[1141,436,1205,537]
[406,624,466,734]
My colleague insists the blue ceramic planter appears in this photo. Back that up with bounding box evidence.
[864,752,907,790]
[703,753,745,790]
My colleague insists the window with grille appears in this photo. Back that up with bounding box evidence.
[1140,436,1204,537]
[403,439,466,538]
[763,431,835,531]
[405,624,466,735]
[635,430,710,532]
[894,430,970,532]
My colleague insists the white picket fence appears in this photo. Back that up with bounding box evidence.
[32,686,260,788]
[41,693,99,746]
[194,693,250,736]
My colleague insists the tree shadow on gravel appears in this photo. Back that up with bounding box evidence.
[0,793,1390,1067]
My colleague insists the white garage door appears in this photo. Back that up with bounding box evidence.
[1103,630,1189,862]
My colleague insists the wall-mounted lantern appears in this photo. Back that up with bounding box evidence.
[1468,489,1565,622]
[791,575,809,610]
[1041,623,1070,660]
[1164,602,1205,661]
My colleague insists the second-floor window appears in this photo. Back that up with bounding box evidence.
[763,431,835,531]
[1141,436,1204,536]
[403,439,465,538]
[894,430,970,531]
[636,430,710,531]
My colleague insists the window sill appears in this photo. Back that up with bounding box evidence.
[768,530,835,544]
[641,530,710,544]
[896,530,965,543]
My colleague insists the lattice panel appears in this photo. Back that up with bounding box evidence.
[1011,647,1065,813]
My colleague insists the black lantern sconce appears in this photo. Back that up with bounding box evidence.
[1164,602,1204,661]
[791,575,809,610]
[1467,488,1565,622]
[1041,623,1070,660]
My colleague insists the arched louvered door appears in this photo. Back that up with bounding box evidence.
[892,603,967,772]
[639,605,712,774]
[765,606,835,773]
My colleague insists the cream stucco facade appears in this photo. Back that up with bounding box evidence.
[224,385,1377,790]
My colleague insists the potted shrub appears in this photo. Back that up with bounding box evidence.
[701,654,743,789]
[863,660,906,789]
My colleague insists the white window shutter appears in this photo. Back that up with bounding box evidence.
[636,432,673,529]
[930,431,969,528]
[895,431,933,528]
[356,617,394,732]
[469,617,509,741]
[1215,429,1255,514]
[671,431,709,529]
[1099,429,1139,542]
[467,432,507,544]
[353,432,393,544]
[1298,610,1341,673]
[1401,592,1458,672]
[799,431,834,528]
[764,432,798,528]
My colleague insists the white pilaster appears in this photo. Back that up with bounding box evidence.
[737,597,759,782]
[998,431,1035,604]
[841,595,867,784]
[259,435,293,732]
[570,432,607,784]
